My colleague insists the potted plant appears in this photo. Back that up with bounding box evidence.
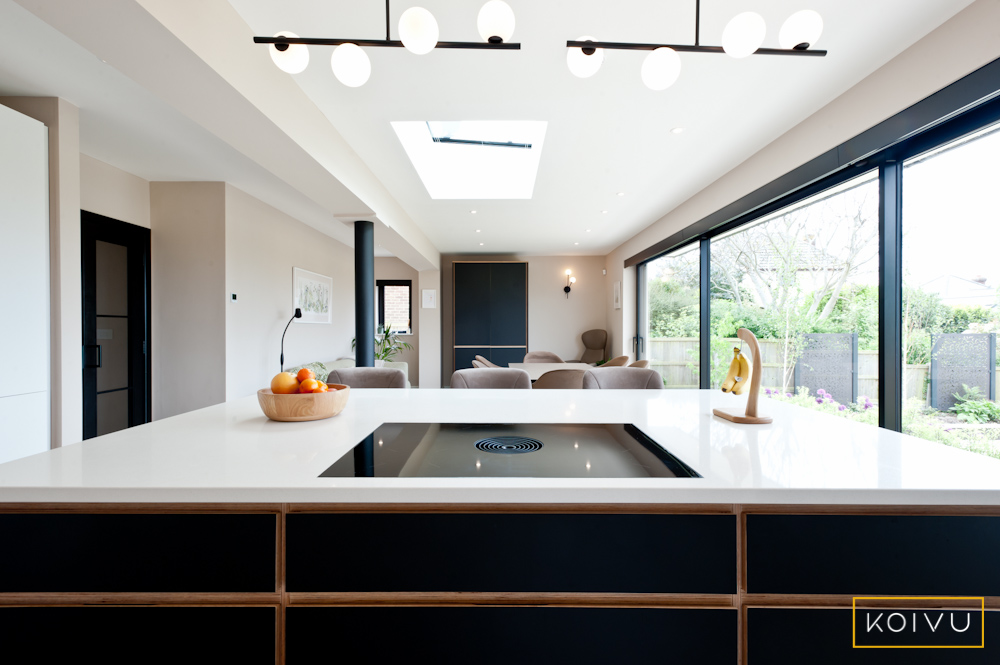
[352,323,413,366]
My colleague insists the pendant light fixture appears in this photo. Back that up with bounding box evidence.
[566,0,826,89]
[255,0,519,87]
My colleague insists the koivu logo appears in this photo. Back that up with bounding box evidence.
[853,598,985,648]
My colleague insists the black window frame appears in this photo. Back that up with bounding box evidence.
[376,279,413,335]
[632,56,1000,431]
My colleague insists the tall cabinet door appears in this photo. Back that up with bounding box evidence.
[489,263,527,347]
[454,262,527,369]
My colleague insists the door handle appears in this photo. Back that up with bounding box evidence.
[83,344,102,369]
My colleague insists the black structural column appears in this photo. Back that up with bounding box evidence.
[878,161,903,432]
[354,221,375,367]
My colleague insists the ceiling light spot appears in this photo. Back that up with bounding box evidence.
[586,229,591,233]
[574,242,579,245]
[476,229,481,233]
[616,192,625,197]
[479,242,484,246]
[671,127,685,134]
[471,210,477,214]
[602,210,608,214]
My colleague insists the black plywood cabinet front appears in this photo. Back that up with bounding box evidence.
[0,607,276,664]
[746,514,1000,595]
[287,606,737,664]
[454,262,527,368]
[286,512,736,593]
[0,513,276,592]
[748,608,998,664]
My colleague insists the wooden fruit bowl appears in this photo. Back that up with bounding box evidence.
[257,385,350,422]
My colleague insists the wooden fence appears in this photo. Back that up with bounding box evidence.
[646,338,997,402]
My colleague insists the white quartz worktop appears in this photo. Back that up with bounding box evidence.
[1,389,999,504]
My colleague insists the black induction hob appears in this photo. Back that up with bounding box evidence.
[319,423,700,478]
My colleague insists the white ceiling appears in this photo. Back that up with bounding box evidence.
[228,0,974,256]
[0,0,977,263]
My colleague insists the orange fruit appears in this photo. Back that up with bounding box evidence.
[299,378,320,393]
[270,372,300,395]
[296,368,315,383]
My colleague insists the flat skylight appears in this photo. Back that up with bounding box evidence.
[391,120,547,199]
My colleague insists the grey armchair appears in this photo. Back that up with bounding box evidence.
[582,367,663,389]
[573,329,608,364]
[450,368,532,389]
[326,367,407,388]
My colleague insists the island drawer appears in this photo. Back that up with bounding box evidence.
[286,606,736,664]
[747,607,998,663]
[0,512,277,593]
[746,514,1000,595]
[286,512,736,593]
[0,606,276,663]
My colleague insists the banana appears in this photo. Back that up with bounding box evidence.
[720,347,741,393]
[732,350,751,395]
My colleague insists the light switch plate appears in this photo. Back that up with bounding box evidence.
[421,289,437,309]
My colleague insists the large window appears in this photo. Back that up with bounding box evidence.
[709,172,879,421]
[643,244,700,388]
[633,74,1000,458]
[901,122,1000,458]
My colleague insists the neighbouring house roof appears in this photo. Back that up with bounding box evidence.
[922,274,996,307]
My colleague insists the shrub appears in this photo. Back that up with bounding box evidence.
[950,384,1000,424]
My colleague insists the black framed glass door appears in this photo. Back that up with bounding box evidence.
[81,211,151,439]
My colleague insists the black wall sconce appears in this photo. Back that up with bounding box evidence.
[564,269,576,298]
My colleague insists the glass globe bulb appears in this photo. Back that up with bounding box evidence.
[641,47,681,91]
[721,12,766,59]
[477,0,515,43]
[398,7,439,55]
[566,36,604,78]
[269,31,309,74]
[779,10,823,49]
[330,43,371,87]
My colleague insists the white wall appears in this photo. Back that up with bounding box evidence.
[224,184,354,400]
[440,254,608,380]
[80,154,150,228]
[0,96,82,447]
[603,0,1000,357]
[0,103,49,464]
[150,181,227,419]
[375,257,419,386]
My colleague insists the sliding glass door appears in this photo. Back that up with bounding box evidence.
[642,244,700,388]
[901,121,1000,457]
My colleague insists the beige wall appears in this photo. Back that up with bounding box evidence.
[150,181,227,419]
[441,254,608,380]
[417,269,441,389]
[80,154,150,228]
[224,184,354,400]
[375,257,419,386]
[0,96,82,447]
[603,0,1000,358]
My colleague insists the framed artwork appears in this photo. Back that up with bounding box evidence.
[613,281,622,309]
[293,267,332,324]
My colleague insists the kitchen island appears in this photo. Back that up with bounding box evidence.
[2,389,999,663]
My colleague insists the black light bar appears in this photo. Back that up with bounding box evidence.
[254,36,520,51]
[565,40,826,57]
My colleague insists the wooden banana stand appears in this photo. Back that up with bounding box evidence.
[712,328,772,425]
